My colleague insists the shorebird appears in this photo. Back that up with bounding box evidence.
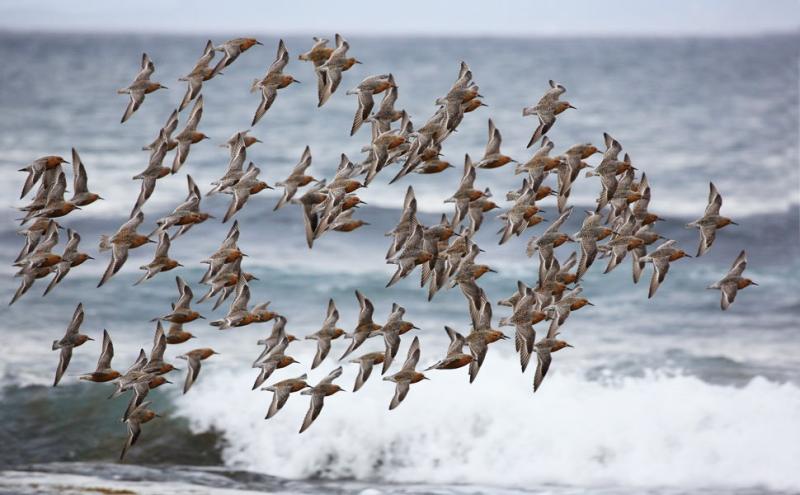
[274,146,316,210]
[587,133,628,212]
[251,39,299,126]
[19,155,69,199]
[143,110,179,151]
[199,221,245,284]
[68,148,102,207]
[196,258,256,310]
[316,34,360,107]
[141,323,177,375]
[385,186,418,260]
[210,279,255,329]
[299,366,345,433]
[339,290,382,360]
[209,134,248,196]
[445,155,485,226]
[374,303,418,374]
[11,266,52,305]
[211,37,262,77]
[28,170,80,222]
[533,336,573,392]
[118,53,167,123]
[15,218,60,264]
[119,400,159,461]
[369,78,404,134]
[78,329,120,383]
[298,37,333,66]
[222,163,273,223]
[556,142,598,212]
[252,337,300,390]
[135,232,182,285]
[150,175,212,240]
[98,212,153,287]
[640,240,691,298]
[165,322,195,345]
[254,316,296,362]
[631,224,665,284]
[465,295,508,383]
[306,299,345,369]
[425,327,473,372]
[631,173,662,226]
[262,373,309,419]
[43,228,92,296]
[153,277,204,324]
[346,73,396,136]
[543,286,593,334]
[602,209,644,274]
[179,40,217,111]
[177,348,218,394]
[52,303,92,386]
[525,207,574,264]
[131,138,171,216]
[386,223,434,287]
[349,351,385,392]
[497,179,543,245]
[574,211,614,280]
[475,119,516,169]
[498,281,540,372]
[523,80,575,147]
[171,95,208,173]
[108,348,153,402]
[467,188,499,232]
[687,182,737,257]
[708,250,756,310]
[383,336,427,410]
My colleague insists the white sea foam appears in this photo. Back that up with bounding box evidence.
[175,359,800,491]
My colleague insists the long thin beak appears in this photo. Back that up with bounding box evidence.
[751,281,759,286]
[255,41,264,45]
[198,315,206,319]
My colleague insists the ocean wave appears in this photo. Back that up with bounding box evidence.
[174,363,800,491]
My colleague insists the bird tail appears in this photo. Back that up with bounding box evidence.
[98,235,112,252]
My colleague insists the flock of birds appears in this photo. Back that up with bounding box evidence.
[11,34,758,461]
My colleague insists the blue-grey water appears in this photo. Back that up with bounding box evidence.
[1,31,799,494]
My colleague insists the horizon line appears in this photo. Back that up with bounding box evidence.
[0,26,797,40]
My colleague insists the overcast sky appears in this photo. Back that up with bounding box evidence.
[0,0,797,36]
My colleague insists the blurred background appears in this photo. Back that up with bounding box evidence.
[1,1,798,494]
